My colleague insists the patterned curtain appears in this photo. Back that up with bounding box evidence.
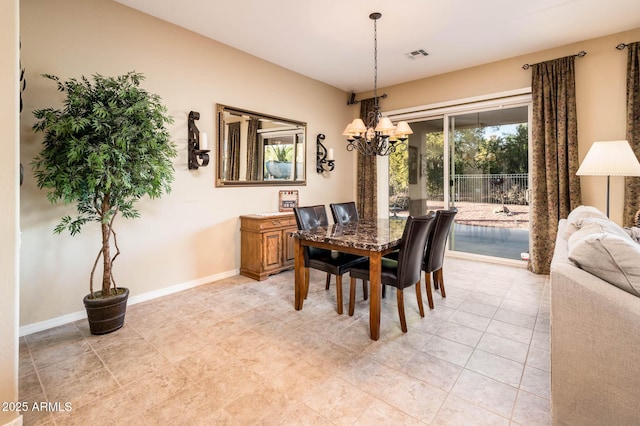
[624,42,640,226]
[529,56,582,274]
[226,122,240,180]
[357,98,377,219]
[246,118,260,181]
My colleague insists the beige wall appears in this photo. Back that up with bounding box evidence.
[20,0,355,328]
[1,0,20,423]
[18,0,640,331]
[374,28,640,225]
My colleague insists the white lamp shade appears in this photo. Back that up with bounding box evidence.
[576,140,640,176]
[395,121,414,135]
[375,116,395,132]
[350,118,367,133]
[342,123,356,136]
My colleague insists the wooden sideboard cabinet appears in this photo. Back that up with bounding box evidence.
[240,213,298,280]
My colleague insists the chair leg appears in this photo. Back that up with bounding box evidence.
[325,272,331,290]
[304,268,310,299]
[348,277,357,316]
[415,280,425,317]
[436,268,446,298]
[382,283,386,298]
[335,274,343,315]
[396,289,407,333]
[433,271,439,290]
[425,271,434,310]
[363,280,378,298]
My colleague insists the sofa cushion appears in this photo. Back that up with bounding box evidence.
[568,230,640,298]
[567,217,634,250]
[564,205,607,238]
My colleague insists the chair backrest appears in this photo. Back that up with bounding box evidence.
[293,205,329,230]
[330,202,359,225]
[423,208,458,273]
[395,215,436,289]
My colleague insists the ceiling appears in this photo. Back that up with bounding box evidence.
[115,0,640,93]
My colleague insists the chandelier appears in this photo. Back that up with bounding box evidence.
[343,12,413,156]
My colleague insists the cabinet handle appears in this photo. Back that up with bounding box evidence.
[272,220,281,226]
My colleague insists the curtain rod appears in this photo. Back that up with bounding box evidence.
[522,51,587,70]
[347,93,387,106]
[616,42,639,50]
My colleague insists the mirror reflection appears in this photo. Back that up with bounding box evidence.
[216,104,306,186]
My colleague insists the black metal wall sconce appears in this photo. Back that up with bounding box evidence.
[316,134,335,173]
[188,111,210,170]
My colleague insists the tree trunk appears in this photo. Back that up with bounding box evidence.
[101,199,112,296]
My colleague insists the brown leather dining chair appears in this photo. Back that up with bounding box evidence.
[348,215,435,332]
[421,208,458,309]
[329,201,368,301]
[330,201,359,225]
[293,205,367,314]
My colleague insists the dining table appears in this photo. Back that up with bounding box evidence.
[291,218,406,340]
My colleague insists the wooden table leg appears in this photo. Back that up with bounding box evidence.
[294,238,305,310]
[369,251,382,340]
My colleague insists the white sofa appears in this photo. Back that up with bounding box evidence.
[550,207,640,425]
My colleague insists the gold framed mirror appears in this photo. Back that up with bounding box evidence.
[216,104,307,187]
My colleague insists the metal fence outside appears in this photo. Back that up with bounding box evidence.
[452,173,529,205]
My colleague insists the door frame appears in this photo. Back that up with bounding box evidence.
[381,89,533,264]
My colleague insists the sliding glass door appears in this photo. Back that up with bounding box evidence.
[448,107,529,260]
[388,100,530,262]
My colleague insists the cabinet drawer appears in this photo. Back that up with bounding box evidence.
[258,218,291,230]
[240,214,296,232]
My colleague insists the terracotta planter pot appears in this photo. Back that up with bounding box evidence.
[83,287,129,335]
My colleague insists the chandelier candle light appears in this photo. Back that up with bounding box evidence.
[343,12,413,156]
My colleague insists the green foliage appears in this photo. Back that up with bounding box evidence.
[423,131,445,198]
[388,123,528,205]
[388,145,408,198]
[492,124,529,174]
[453,128,485,174]
[265,144,293,162]
[455,125,528,175]
[31,72,177,296]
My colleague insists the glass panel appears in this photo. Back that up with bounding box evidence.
[389,118,445,218]
[264,135,295,180]
[448,106,529,261]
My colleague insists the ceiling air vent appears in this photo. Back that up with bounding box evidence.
[406,49,429,60]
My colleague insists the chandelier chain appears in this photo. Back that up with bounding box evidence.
[373,17,378,110]
[342,12,413,156]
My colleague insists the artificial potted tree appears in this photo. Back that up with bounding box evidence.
[32,72,177,335]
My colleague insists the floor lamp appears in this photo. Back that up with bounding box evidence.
[576,140,640,217]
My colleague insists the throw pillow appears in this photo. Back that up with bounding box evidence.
[567,217,634,252]
[564,205,607,238]
[568,232,640,298]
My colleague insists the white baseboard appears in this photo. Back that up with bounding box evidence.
[19,269,239,337]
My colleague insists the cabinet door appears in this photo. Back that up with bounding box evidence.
[262,230,282,271]
[282,227,296,266]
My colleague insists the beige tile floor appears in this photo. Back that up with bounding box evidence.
[19,257,550,425]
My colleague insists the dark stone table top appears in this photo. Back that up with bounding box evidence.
[290,218,406,252]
